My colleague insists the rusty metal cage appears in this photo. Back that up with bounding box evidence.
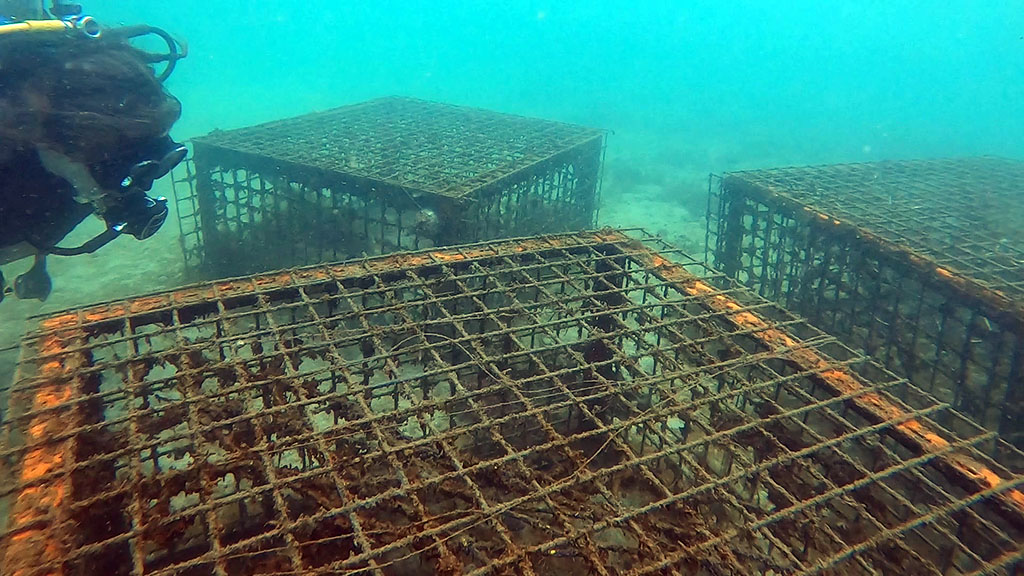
[171,97,605,280]
[2,229,1023,576]
[707,157,1024,448]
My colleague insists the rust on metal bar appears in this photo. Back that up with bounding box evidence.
[720,172,1024,332]
[1,329,84,576]
[2,228,1021,575]
[174,97,606,279]
[630,239,1024,527]
[710,158,1024,447]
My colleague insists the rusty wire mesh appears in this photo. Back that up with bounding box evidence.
[190,97,603,200]
[172,97,605,280]
[715,157,1024,298]
[1,229,1022,576]
[708,157,1024,447]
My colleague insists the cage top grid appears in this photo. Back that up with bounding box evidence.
[723,156,1024,302]
[191,96,605,199]
[2,229,1023,576]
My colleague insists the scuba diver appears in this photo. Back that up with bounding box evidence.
[0,0,187,303]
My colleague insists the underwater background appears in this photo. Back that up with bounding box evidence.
[1,0,1022,382]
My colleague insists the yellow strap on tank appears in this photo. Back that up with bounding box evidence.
[0,19,73,35]
[0,17,99,38]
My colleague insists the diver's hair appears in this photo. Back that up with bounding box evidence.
[0,35,181,162]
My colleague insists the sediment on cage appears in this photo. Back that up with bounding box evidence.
[708,157,1024,448]
[1,229,1022,576]
[171,97,606,281]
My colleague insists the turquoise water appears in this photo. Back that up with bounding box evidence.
[93,0,1023,163]
[1,1,1023,337]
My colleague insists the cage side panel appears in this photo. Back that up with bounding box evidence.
[189,144,448,280]
[711,177,747,279]
[454,137,603,246]
[1002,337,1024,445]
[712,177,1024,447]
[572,135,604,228]
[171,157,205,279]
[190,132,603,281]
[191,143,229,279]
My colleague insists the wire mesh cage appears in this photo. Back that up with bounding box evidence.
[2,229,1022,576]
[707,157,1024,448]
[172,97,605,280]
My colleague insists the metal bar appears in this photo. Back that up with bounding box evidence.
[720,162,1024,333]
[1,321,88,576]
[713,159,1024,448]
[628,240,1024,529]
[2,229,1021,575]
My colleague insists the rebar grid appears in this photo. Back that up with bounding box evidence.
[192,97,603,199]
[709,158,1024,447]
[724,157,1024,299]
[2,229,1022,576]
[173,97,605,279]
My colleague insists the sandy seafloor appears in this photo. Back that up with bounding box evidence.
[0,123,730,402]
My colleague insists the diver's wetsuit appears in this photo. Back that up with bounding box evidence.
[0,148,93,255]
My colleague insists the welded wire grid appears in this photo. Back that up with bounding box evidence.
[708,158,1024,447]
[725,157,1024,300]
[1,229,1023,576]
[170,152,203,269]
[175,98,604,279]
[191,97,605,199]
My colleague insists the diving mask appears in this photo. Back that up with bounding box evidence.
[90,134,186,240]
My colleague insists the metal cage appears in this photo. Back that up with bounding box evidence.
[172,97,605,280]
[2,229,1023,575]
[708,157,1024,448]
